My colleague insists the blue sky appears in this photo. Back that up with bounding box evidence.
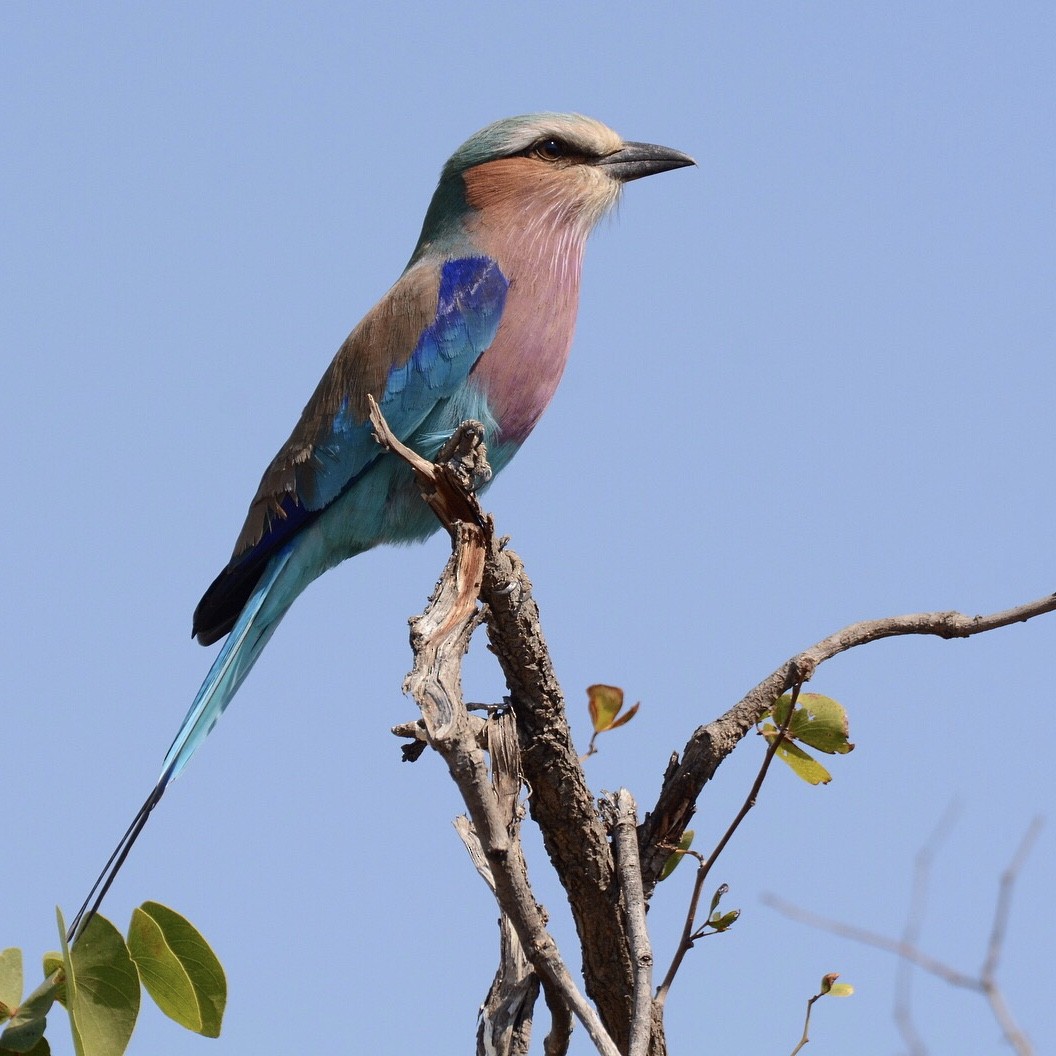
[4,3,1053,1053]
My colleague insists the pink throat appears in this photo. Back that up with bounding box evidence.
[468,207,589,444]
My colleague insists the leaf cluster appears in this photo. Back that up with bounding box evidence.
[761,692,854,785]
[0,903,225,1056]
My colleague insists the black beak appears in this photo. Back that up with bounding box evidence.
[596,141,696,182]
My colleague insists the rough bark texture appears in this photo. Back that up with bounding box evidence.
[479,548,637,1052]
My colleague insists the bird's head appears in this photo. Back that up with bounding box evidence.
[411,113,694,260]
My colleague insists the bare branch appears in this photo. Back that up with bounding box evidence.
[455,710,540,1056]
[372,405,623,1056]
[980,818,1043,1056]
[639,594,1056,895]
[480,546,635,1046]
[372,399,636,1050]
[456,815,539,1056]
[764,816,1042,1056]
[374,403,1052,1054]
[983,817,1042,983]
[762,895,980,989]
[404,524,619,1056]
[604,790,654,1056]
[894,801,961,1056]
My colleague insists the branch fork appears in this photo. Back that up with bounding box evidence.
[369,401,1056,1055]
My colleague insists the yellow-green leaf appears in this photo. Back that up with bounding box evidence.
[769,693,794,727]
[789,694,854,755]
[767,736,832,785]
[0,948,22,1021]
[128,903,225,1038]
[587,684,624,733]
[658,831,694,881]
[61,909,139,1056]
[709,909,740,932]
[709,883,728,915]
[828,983,854,997]
[606,700,640,731]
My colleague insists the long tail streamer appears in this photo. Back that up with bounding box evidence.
[67,547,295,942]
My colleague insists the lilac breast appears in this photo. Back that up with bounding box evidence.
[470,228,587,445]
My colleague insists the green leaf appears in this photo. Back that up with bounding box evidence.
[0,949,23,1022]
[764,734,833,785]
[709,909,740,932]
[0,972,62,1053]
[61,908,140,1056]
[788,694,854,755]
[587,684,624,733]
[708,882,728,915]
[0,937,64,1054]
[128,903,225,1037]
[658,831,695,881]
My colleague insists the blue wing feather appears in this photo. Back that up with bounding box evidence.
[192,256,508,644]
[317,256,507,500]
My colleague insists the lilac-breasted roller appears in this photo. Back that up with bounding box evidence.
[70,113,693,938]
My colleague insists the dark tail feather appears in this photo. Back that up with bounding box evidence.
[66,776,170,944]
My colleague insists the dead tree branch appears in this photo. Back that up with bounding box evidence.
[372,401,1053,1055]
[455,709,540,1056]
[478,543,637,1051]
[370,401,622,1056]
[603,790,654,1056]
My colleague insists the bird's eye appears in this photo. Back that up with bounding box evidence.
[533,138,566,161]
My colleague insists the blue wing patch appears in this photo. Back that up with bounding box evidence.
[195,255,508,642]
[314,256,508,509]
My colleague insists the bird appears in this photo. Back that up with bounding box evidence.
[69,112,693,940]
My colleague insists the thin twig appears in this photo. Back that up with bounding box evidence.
[894,801,961,1056]
[655,685,801,1005]
[762,895,980,989]
[980,818,1043,1056]
[788,976,845,1056]
[764,817,1042,1056]
[788,989,822,1055]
